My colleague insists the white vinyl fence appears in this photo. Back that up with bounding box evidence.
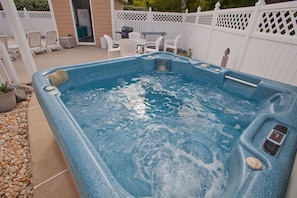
[0,1,296,86]
[114,0,297,86]
[184,1,297,86]
[0,9,55,36]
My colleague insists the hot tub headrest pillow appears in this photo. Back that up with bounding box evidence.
[47,69,69,87]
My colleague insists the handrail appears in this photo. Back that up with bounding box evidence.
[224,75,258,88]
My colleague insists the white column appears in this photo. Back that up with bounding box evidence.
[110,0,115,39]
[0,0,37,79]
[0,42,19,83]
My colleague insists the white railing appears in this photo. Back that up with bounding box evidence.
[114,1,297,86]
[0,9,55,36]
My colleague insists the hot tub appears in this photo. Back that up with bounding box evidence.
[33,52,297,197]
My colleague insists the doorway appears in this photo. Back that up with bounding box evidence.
[71,0,94,44]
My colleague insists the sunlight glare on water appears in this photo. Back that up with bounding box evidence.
[61,72,258,197]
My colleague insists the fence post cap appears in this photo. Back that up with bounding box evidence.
[215,2,221,10]
[197,7,201,12]
[256,0,266,6]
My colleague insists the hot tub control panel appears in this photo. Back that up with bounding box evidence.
[262,125,288,155]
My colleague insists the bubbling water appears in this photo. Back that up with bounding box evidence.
[62,72,258,197]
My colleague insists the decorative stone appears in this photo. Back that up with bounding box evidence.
[15,89,27,103]
[0,89,33,197]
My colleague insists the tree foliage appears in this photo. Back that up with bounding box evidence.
[150,0,183,12]
[126,0,294,12]
[0,0,49,11]
[16,0,49,11]
[2,0,294,12]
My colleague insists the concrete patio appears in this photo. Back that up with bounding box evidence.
[11,45,121,197]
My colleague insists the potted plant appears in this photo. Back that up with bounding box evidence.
[0,82,16,112]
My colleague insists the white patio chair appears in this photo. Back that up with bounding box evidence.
[118,39,137,57]
[44,31,63,52]
[128,32,142,53]
[103,34,120,59]
[164,35,181,54]
[27,31,47,55]
[145,36,164,53]
[128,32,141,39]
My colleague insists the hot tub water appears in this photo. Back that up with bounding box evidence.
[61,72,258,197]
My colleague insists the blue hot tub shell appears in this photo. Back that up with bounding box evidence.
[32,52,297,198]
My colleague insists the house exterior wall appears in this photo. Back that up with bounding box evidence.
[92,0,123,46]
[51,0,75,38]
[51,0,123,46]
[91,1,111,46]
[114,0,124,10]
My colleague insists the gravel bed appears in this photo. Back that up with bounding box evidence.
[0,90,33,197]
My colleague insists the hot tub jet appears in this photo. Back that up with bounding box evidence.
[155,59,171,71]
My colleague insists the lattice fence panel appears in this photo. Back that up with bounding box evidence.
[28,11,52,19]
[197,14,213,25]
[0,11,11,35]
[185,15,196,23]
[215,12,251,30]
[17,12,25,18]
[152,13,183,23]
[257,9,297,36]
[116,12,148,21]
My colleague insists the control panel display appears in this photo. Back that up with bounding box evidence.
[268,129,286,145]
[262,125,287,155]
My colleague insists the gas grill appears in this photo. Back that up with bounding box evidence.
[115,26,133,38]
